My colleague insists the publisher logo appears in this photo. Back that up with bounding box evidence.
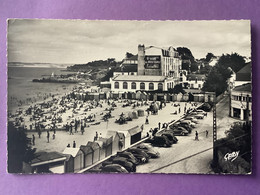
[224,151,240,162]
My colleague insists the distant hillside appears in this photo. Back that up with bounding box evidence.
[8,62,71,68]
[67,58,119,72]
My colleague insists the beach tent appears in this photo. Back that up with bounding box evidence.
[140,92,147,101]
[22,151,66,174]
[98,136,113,157]
[86,141,101,164]
[137,109,145,117]
[112,93,119,99]
[136,91,142,100]
[80,145,94,168]
[62,148,84,172]
[105,131,122,154]
[132,111,139,119]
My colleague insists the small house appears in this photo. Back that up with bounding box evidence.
[80,145,94,168]
[86,141,101,164]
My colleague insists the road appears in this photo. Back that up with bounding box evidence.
[136,96,239,174]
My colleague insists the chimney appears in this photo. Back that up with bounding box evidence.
[138,44,145,75]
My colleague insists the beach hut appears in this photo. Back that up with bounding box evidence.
[118,126,143,146]
[22,151,66,174]
[62,148,84,172]
[117,130,131,148]
[93,92,100,101]
[95,140,106,160]
[117,132,125,150]
[176,93,183,101]
[86,141,100,164]
[80,145,94,168]
[99,92,106,100]
[64,154,74,173]
[137,109,145,117]
[106,131,122,154]
[98,136,113,157]
[136,91,142,100]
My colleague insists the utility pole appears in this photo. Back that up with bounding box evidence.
[212,92,218,166]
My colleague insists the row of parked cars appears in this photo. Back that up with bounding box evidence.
[88,143,160,173]
[146,108,207,147]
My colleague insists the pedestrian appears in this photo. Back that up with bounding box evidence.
[141,124,144,131]
[81,125,84,135]
[47,130,50,143]
[145,116,149,124]
[70,123,73,135]
[206,130,208,138]
[32,134,35,146]
[38,127,41,138]
[158,122,161,130]
[195,131,199,141]
[73,141,76,148]
[67,144,70,148]
[179,107,181,113]
[52,133,55,140]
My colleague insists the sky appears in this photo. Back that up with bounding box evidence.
[7,19,251,65]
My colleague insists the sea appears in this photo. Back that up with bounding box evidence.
[8,65,77,113]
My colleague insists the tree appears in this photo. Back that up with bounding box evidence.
[8,122,35,173]
[202,66,227,96]
[169,84,185,94]
[217,53,246,73]
[205,53,215,62]
[177,47,198,72]
[125,52,134,59]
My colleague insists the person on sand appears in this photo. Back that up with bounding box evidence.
[205,130,208,138]
[81,125,84,135]
[32,134,35,146]
[73,141,76,148]
[145,116,149,124]
[47,131,50,143]
[195,131,199,141]
[52,133,55,140]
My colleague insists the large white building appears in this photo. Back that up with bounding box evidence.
[109,44,182,93]
[110,75,175,92]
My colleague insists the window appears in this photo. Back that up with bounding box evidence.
[158,83,163,91]
[123,82,128,89]
[149,83,154,90]
[140,82,145,90]
[131,82,136,89]
[115,82,119,89]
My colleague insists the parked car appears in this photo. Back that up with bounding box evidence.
[150,136,172,147]
[101,164,129,173]
[127,148,150,163]
[170,127,189,136]
[116,151,139,165]
[196,109,207,116]
[112,157,136,172]
[161,133,178,144]
[194,114,204,119]
[135,143,160,158]
[185,116,199,124]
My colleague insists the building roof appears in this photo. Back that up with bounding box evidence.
[113,75,167,82]
[98,136,113,145]
[233,83,251,92]
[127,125,142,136]
[236,62,251,81]
[106,130,119,140]
[126,55,138,61]
[187,74,206,80]
[80,145,93,154]
[86,141,100,150]
[31,152,66,166]
[62,148,82,157]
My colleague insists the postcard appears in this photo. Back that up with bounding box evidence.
[7,19,251,174]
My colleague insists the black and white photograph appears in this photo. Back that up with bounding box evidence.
[7,19,252,174]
